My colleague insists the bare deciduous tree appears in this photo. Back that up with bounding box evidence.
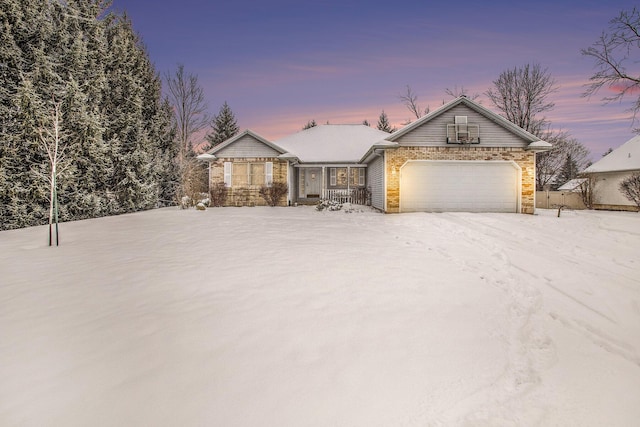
[166,65,210,205]
[38,100,69,246]
[619,172,640,210]
[444,85,480,101]
[165,64,209,153]
[485,63,557,137]
[578,173,598,209]
[535,131,590,190]
[399,85,429,121]
[582,8,640,127]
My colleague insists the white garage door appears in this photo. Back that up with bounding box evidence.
[400,160,520,213]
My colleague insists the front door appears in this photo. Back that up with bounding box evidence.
[304,168,322,198]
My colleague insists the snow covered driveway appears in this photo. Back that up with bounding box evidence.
[1,207,639,426]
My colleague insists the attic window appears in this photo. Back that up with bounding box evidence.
[447,116,480,144]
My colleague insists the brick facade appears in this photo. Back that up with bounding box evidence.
[210,158,289,207]
[385,146,536,214]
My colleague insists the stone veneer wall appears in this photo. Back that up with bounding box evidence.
[209,158,289,207]
[385,146,536,214]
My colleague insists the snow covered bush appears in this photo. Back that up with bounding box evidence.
[619,172,640,210]
[316,200,343,211]
[209,183,228,207]
[196,202,207,211]
[259,182,288,206]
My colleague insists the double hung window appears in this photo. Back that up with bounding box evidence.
[224,161,273,187]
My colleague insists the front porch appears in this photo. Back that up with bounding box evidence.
[294,165,369,205]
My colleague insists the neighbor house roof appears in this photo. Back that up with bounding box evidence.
[557,178,587,192]
[274,124,390,163]
[583,135,640,173]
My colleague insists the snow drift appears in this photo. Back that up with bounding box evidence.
[1,207,639,426]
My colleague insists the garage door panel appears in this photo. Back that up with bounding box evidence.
[400,161,519,213]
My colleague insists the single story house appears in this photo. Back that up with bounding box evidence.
[582,135,640,211]
[198,96,552,213]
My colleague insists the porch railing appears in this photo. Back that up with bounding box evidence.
[322,188,370,205]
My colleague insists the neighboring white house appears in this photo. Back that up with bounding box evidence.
[583,135,640,211]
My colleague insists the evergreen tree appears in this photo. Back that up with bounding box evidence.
[557,154,579,186]
[362,119,370,126]
[0,0,176,230]
[377,110,393,133]
[205,101,239,149]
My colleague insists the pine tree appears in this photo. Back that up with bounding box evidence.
[557,154,579,186]
[377,110,393,133]
[0,0,176,229]
[205,101,239,149]
[104,15,158,212]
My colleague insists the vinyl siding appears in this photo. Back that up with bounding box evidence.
[216,134,282,158]
[367,155,385,210]
[394,105,530,148]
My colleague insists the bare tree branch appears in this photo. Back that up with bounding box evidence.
[485,63,557,137]
[444,85,480,101]
[165,64,209,153]
[399,85,429,120]
[582,8,640,126]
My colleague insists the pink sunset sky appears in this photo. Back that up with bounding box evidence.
[113,0,639,160]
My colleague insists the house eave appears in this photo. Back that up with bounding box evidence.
[360,141,399,163]
[526,140,552,152]
[196,153,217,161]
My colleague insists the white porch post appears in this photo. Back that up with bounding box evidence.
[322,166,326,199]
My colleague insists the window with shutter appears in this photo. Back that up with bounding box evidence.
[223,162,232,187]
[265,162,273,187]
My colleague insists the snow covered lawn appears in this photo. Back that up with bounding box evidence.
[1,207,639,426]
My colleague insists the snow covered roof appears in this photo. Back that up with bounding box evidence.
[557,178,586,192]
[274,124,391,163]
[583,135,640,173]
[527,140,552,151]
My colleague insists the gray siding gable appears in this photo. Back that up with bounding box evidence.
[393,104,531,148]
[213,132,284,158]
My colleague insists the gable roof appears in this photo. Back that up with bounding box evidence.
[557,178,587,192]
[274,124,390,163]
[207,129,287,156]
[387,96,544,145]
[583,135,640,173]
